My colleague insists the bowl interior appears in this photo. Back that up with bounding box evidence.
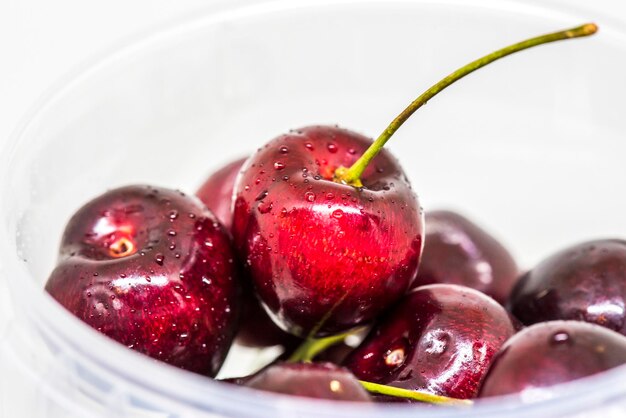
[2,0,626,416]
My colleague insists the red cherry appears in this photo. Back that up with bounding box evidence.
[45,185,240,376]
[508,239,626,334]
[412,210,519,304]
[229,23,597,338]
[479,320,626,397]
[197,158,299,348]
[232,126,424,337]
[343,284,516,400]
[245,362,372,401]
[196,157,246,230]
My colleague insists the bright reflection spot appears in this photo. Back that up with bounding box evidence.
[92,218,134,238]
[423,329,471,393]
[112,275,168,291]
[329,380,342,393]
[93,217,117,237]
[345,334,361,347]
[520,387,555,403]
[587,301,624,317]
[474,261,493,285]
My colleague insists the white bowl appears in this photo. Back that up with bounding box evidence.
[1,0,626,416]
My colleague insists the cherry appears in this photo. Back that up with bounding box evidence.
[244,362,372,401]
[313,331,367,365]
[196,157,246,230]
[412,210,519,304]
[479,320,626,397]
[231,23,596,338]
[315,342,357,366]
[508,239,626,335]
[235,288,302,348]
[227,342,472,406]
[197,157,299,348]
[232,125,424,337]
[343,284,516,400]
[45,185,240,377]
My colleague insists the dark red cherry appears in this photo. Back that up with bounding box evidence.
[508,239,626,335]
[245,362,372,401]
[479,320,626,397]
[196,157,246,230]
[232,126,424,337]
[343,284,515,400]
[315,340,360,366]
[235,292,301,348]
[45,185,240,376]
[412,210,519,304]
[196,157,299,348]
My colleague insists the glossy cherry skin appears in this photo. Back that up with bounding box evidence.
[479,320,626,397]
[45,185,240,377]
[412,210,519,304]
[196,157,246,230]
[343,284,516,400]
[508,239,626,335]
[234,286,301,348]
[245,362,372,401]
[197,157,299,348]
[232,125,424,337]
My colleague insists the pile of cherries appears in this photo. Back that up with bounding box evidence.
[45,22,626,407]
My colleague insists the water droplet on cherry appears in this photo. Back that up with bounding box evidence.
[256,190,269,201]
[551,331,571,345]
[154,253,165,266]
[258,202,273,214]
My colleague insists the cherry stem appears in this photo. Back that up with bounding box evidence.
[359,380,473,406]
[336,22,598,187]
[287,329,358,363]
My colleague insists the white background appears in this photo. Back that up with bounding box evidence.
[0,1,223,149]
[1,0,625,148]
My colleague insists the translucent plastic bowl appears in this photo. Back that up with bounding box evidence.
[1,0,626,416]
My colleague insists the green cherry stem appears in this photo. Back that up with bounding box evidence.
[359,380,473,406]
[287,329,359,363]
[287,334,473,406]
[335,23,598,187]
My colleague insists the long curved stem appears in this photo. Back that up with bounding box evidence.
[336,23,598,187]
[359,380,473,406]
[288,329,358,363]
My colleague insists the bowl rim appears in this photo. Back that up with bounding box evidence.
[1,0,626,416]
